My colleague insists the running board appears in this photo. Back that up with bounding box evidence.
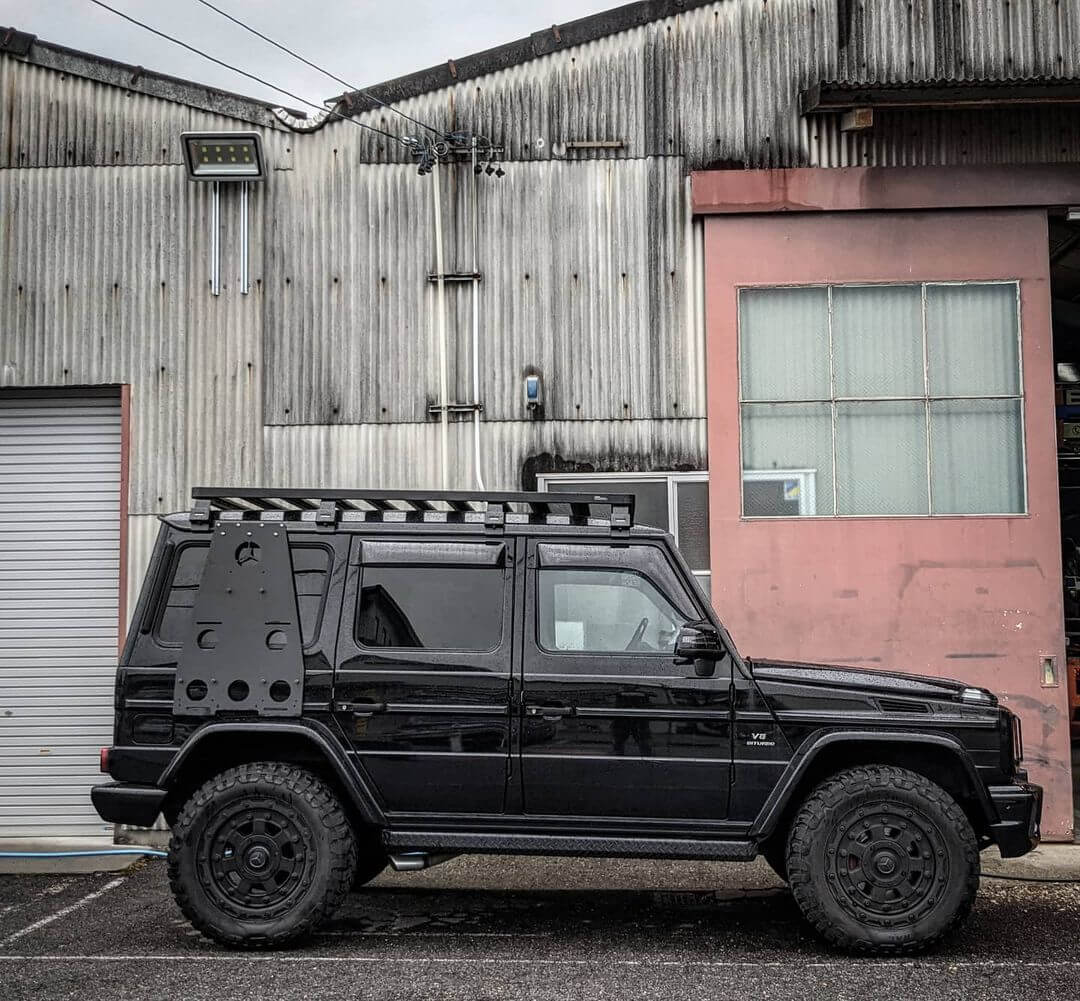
[383,831,758,862]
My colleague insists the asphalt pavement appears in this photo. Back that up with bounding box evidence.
[1,855,1078,1000]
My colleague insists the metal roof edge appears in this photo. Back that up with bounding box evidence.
[803,76,1080,114]
[336,0,717,113]
[0,27,304,130]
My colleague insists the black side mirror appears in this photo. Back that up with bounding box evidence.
[674,620,724,676]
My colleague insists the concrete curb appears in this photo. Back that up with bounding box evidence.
[0,838,164,875]
[982,844,1080,881]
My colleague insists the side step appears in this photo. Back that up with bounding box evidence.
[384,831,757,862]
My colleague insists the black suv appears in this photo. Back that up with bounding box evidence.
[92,487,1042,954]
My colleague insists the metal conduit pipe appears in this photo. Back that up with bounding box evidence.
[470,137,486,490]
[432,158,450,489]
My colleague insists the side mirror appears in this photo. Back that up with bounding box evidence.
[674,620,724,676]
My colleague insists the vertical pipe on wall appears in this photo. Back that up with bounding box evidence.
[240,181,249,295]
[432,159,450,489]
[471,137,486,490]
[210,180,221,296]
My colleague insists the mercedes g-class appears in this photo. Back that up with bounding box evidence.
[92,487,1042,953]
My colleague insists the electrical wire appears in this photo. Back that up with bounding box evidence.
[190,0,447,140]
[86,0,405,146]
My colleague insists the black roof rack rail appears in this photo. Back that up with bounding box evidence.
[189,487,635,531]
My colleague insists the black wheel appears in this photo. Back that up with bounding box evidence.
[168,762,357,948]
[786,765,979,954]
[351,828,388,890]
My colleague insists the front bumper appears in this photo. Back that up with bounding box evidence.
[91,782,166,828]
[988,782,1043,858]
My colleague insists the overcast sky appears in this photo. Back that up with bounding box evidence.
[1,0,615,107]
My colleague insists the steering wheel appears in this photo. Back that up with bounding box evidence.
[625,616,649,651]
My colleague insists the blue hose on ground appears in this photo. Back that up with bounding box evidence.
[0,849,167,859]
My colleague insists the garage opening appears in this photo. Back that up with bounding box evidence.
[0,388,124,839]
[1049,217,1080,841]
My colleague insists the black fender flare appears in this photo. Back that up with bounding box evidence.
[748,729,997,840]
[157,718,384,826]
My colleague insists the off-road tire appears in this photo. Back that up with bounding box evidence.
[786,765,979,954]
[168,762,357,949]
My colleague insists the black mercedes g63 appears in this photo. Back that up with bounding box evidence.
[92,487,1041,954]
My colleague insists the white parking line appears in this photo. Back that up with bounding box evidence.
[1,955,1079,969]
[317,931,550,938]
[0,878,125,947]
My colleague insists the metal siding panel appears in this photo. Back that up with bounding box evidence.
[0,165,262,514]
[263,419,707,493]
[0,395,120,838]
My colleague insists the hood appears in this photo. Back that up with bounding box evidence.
[749,658,996,705]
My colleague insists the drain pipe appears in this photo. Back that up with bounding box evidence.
[470,137,486,490]
[432,156,450,490]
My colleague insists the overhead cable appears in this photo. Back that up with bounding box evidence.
[87,0,404,145]
[191,0,447,140]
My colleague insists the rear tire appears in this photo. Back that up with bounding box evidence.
[168,762,357,949]
[786,764,979,954]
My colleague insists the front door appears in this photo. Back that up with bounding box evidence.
[520,539,732,822]
[333,536,515,816]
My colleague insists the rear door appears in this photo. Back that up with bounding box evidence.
[519,539,732,822]
[333,536,514,816]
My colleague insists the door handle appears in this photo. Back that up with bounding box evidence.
[338,701,388,717]
[525,704,574,720]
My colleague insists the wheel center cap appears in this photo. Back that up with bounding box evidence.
[246,846,270,871]
[873,852,898,875]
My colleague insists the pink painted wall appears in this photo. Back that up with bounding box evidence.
[704,208,1074,839]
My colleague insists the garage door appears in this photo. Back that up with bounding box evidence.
[0,392,122,838]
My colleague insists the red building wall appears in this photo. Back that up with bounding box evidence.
[703,207,1074,839]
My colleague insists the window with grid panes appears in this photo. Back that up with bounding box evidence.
[738,283,1025,517]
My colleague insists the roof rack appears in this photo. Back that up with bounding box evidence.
[189,487,635,532]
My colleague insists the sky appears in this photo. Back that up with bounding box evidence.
[1,0,616,108]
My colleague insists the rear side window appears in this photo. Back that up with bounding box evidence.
[154,540,332,649]
[156,543,208,646]
[356,566,504,651]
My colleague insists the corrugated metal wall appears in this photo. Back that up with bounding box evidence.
[4,0,1080,624]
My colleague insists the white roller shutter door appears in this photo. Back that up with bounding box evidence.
[0,393,122,838]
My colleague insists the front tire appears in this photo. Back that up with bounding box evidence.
[786,765,979,954]
[168,762,357,949]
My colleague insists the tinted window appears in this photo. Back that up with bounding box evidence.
[538,568,688,654]
[356,566,504,651]
[155,540,331,648]
[156,543,208,645]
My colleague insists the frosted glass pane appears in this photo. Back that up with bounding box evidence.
[833,285,923,397]
[739,287,830,400]
[741,403,834,515]
[836,402,928,515]
[675,480,710,571]
[930,400,1024,513]
[926,284,1019,396]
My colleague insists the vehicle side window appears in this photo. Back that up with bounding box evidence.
[356,565,504,651]
[538,568,688,654]
[154,539,331,649]
[155,543,208,646]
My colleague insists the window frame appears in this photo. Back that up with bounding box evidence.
[536,471,711,592]
[736,279,1028,519]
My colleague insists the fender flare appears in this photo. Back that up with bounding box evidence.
[157,718,385,826]
[748,729,997,840]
